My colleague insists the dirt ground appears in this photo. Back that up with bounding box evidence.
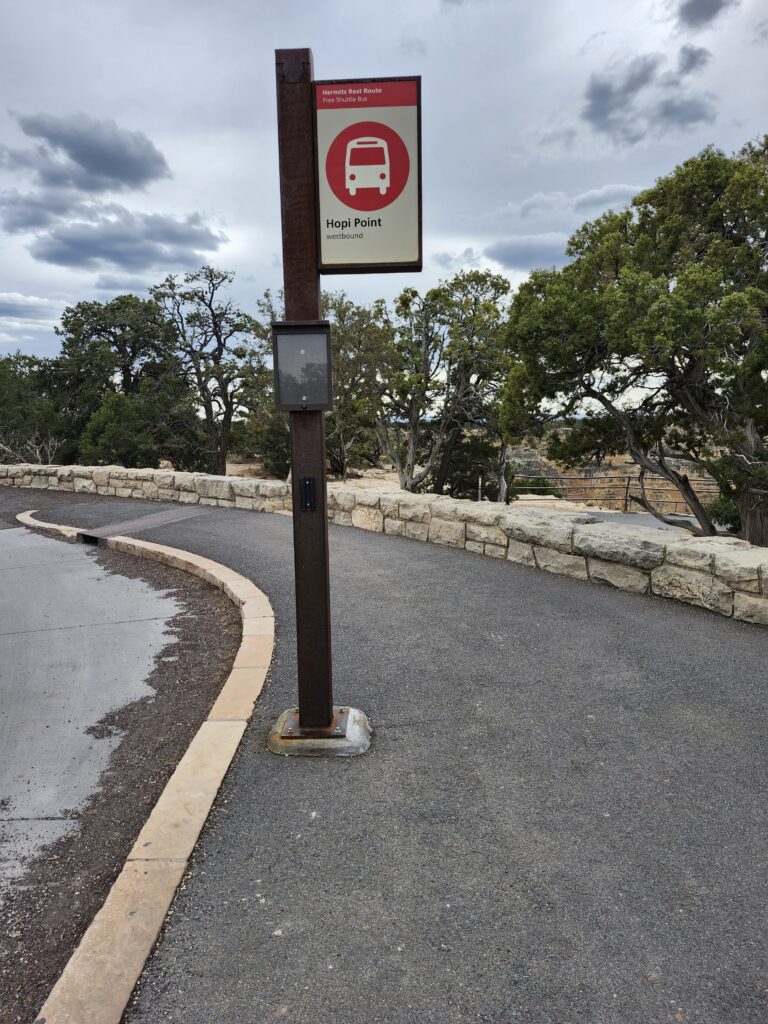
[0,542,241,1024]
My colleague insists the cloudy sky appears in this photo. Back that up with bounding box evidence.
[0,0,765,356]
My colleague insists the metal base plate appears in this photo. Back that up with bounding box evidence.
[280,705,350,740]
[267,706,371,757]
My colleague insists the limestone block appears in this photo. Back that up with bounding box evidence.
[427,498,466,522]
[59,481,74,491]
[651,565,733,616]
[398,496,432,523]
[199,497,219,506]
[47,476,59,487]
[153,471,174,488]
[384,518,405,537]
[503,510,596,554]
[235,496,255,510]
[332,488,356,511]
[572,523,666,569]
[506,539,536,566]
[733,593,768,626]
[158,488,178,501]
[665,536,749,572]
[353,491,382,508]
[92,467,116,487]
[56,466,74,481]
[465,540,484,554]
[534,547,588,579]
[334,511,353,526]
[177,490,199,504]
[713,550,768,594]
[173,472,201,492]
[73,478,97,494]
[405,521,429,542]
[351,506,384,532]
[466,522,507,546]
[379,494,400,518]
[428,517,465,547]
[142,480,160,499]
[195,477,234,501]
[455,503,506,526]
[230,478,261,498]
[216,498,235,507]
[115,488,133,498]
[257,480,289,498]
[72,465,96,478]
[97,486,117,496]
[587,558,649,594]
[0,466,8,478]
[484,543,507,558]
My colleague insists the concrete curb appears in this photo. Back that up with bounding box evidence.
[16,511,274,1024]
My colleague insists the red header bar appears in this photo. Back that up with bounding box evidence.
[315,79,418,110]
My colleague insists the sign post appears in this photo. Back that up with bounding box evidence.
[267,48,420,757]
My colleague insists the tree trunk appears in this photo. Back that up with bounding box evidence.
[496,442,509,504]
[433,424,462,494]
[739,489,768,547]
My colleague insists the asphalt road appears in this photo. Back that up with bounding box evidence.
[0,527,179,886]
[2,489,767,1024]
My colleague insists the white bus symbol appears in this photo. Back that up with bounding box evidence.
[345,137,390,197]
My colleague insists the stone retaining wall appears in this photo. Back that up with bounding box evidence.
[3,463,768,628]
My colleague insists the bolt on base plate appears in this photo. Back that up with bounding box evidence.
[267,706,371,757]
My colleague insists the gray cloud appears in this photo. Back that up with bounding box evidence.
[432,247,481,271]
[29,209,226,271]
[572,183,640,210]
[11,112,171,192]
[583,55,663,143]
[579,30,608,55]
[652,94,716,129]
[677,0,738,30]
[677,44,711,74]
[0,292,58,320]
[485,233,569,270]
[538,126,578,150]
[582,49,717,144]
[0,188,90,232]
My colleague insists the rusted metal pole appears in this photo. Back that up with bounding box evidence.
[275,48,334,729]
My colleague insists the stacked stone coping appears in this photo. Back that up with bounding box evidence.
[4,463,768,628]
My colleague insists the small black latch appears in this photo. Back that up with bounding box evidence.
[299,476,316,511]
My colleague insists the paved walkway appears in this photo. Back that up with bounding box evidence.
[2,491,767,1024]
[0,525,179,887]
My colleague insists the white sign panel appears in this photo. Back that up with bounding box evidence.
[315,78,421,273]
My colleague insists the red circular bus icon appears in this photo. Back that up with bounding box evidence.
[325,121,410,212]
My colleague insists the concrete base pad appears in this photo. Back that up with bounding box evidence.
[267,707,371,757]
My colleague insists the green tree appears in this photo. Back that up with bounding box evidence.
[322,291,389,478]
[53,293,192,465]
[0,353,62,463]
[377,272,510,493]
[151,266,266,475]
[503,140,768,545]
[429,270,511,498]
[79,370,207,470]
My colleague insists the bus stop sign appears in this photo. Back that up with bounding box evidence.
[315,77,421,274]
